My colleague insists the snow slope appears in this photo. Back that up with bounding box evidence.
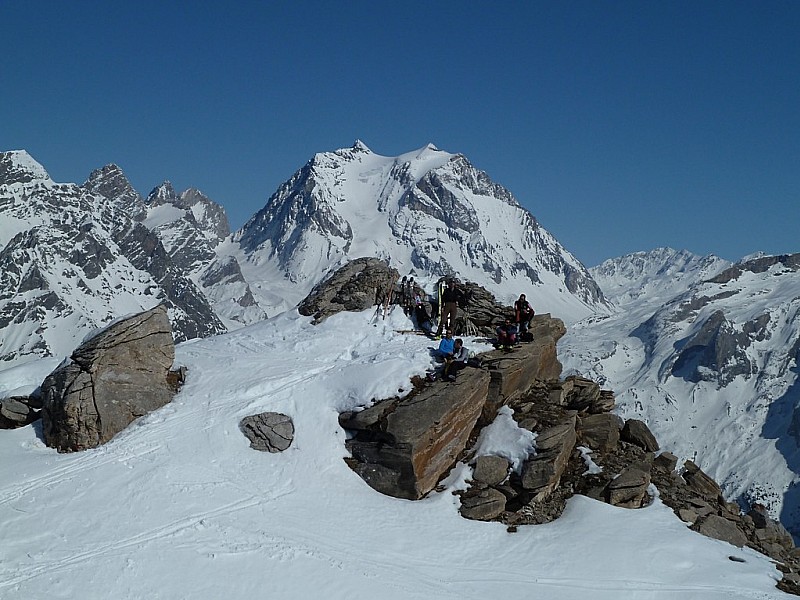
[0,308,788,599]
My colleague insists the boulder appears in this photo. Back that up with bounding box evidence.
[0,397,37,428]
[41,304,178,452]
[520,420,576,500]
[472,455,510,486]
[695,515,749,548]
[460,486,507,521]
[621,419,659,452]
[605,467,651,508]
[577,413,623,454]
[345,367,491,499]
[653,451,678,473]
[298,258,399,323]
[682,460,721,498]
[240,412,294,452]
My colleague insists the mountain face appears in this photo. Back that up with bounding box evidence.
[0,151,225,364]
[561,248,800,536]
[140,182,266,327]
[234,141,607,323]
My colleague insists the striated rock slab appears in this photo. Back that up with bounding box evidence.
[41,305,177,452]
[344,367,491,500]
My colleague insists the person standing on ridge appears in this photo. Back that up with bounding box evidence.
[436,280,463,337]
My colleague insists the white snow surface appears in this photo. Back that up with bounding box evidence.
[0,308,787,599]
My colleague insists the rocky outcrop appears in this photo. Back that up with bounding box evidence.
[342,366,491,499]
[40,305,182,452]
[240,412,295,452]
[341,313,566,501]
[299,257,400,323]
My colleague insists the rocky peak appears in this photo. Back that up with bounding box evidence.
[83,163,146,221]
[708,252,800,284]
[177,188,231,241]
[0,150,52,185]
[146,181,179,206]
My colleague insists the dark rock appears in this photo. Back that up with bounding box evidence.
[605,467,651,508]
[653,451,678,472]
[41,305,177,452]
[0,397,37,428]
[240,412,294,452]
[621,419,659,452]
[682,460,721,498]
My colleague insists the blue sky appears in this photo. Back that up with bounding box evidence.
[3,1,798,267]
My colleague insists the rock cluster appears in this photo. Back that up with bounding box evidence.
[341,326,800,595]
[0,394,42,428]
[341,314,565,500]
[40,305,183,452]
[298,257,400,323]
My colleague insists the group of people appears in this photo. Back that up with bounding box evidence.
[386,275,537,381]
[433,330,469,381]
[495,293,535,350]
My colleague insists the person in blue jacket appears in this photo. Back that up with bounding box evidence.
[436,330,455,359]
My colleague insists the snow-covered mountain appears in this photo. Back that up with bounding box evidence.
[140,182,266,328]
[562,248,800,536]
[0,151,226,364]
[233,141,607,323]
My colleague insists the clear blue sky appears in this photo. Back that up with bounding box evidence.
[3,1,798,267]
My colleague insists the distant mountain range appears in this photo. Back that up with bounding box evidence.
[3,145,800,538]
[561,247,800,536]
[0,142,608,364]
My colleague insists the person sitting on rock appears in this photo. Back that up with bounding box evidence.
[435,330,455,359]
[514,293,535,337]
[414,300,435,335]
[442,338,469,381]
[495,318,518,350]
